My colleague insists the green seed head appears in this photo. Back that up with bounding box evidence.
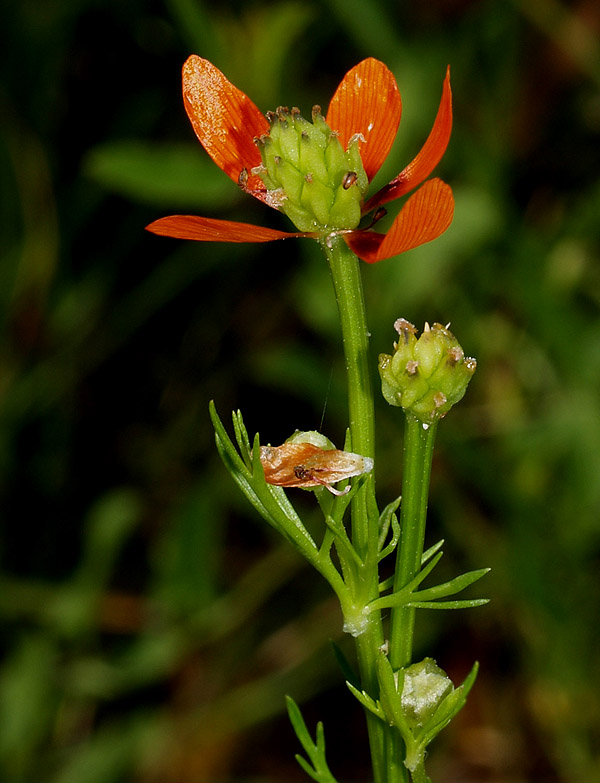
[379,319,476,422]
[254,106,368,232]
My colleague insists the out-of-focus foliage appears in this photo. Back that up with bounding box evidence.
[1,1,599,781]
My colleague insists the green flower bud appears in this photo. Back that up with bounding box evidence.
[379,319,476,423]
[255,106,368,232]
[284,430,334,449]
[400,658,453,728]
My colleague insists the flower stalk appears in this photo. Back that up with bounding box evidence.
[148,53,488,783]
[321,236,376,550]
[390,415,438,670]
[322,234,391,782]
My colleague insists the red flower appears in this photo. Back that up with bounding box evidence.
[146,57,454,263]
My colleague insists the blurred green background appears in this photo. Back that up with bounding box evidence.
[2,0,600,781]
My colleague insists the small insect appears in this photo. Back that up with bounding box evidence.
[259,433,374,496]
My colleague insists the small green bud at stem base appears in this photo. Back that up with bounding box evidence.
[400,658,453,727]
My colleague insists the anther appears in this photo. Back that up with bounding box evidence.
[393,318,417,343]
[342,171,358,190]
[364,207,387,230]
[433,392,447,408]
[447,346,464,366]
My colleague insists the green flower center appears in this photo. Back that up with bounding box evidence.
[254,106,368,232]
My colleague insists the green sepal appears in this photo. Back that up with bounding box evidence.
[286,696,339,783]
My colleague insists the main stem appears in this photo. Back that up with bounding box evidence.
[321,237,376,555]
[322,237,391,783]
[389,414,438,670]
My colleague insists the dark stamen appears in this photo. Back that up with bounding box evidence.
[342,171,358,190]
[363,207,387,230]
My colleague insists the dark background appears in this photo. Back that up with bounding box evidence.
[1,0,599,781]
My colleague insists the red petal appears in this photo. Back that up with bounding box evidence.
[326,58,402,182]
[346,178,454,263]
[182,56,269,197]
[365,67,452,211]
[146,215,309,243]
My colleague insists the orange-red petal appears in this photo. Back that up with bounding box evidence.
[182,56,269,196]
[365,67,452,212]
[146,215,310,243]
[345,178,454,263]
[326,58,402,182]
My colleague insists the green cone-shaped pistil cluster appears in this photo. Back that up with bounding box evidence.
[379,319,476,423]
[254,106,368,232]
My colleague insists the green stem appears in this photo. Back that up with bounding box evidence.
[321,239,374,456]
[322,236,390,782]
[389,414,438,670]
[321,236,378,573]
[410,761,429,783]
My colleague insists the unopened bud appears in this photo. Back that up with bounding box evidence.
[400,658,453,728]
[379,319,476,422]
